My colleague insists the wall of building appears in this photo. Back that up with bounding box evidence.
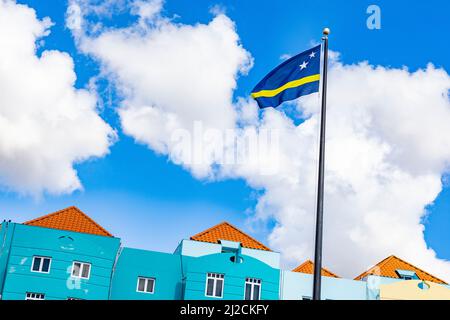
[0,221,15,298]
[379,279,450,300]
[110,247,183,300]
[363,275,450,300]
[281,271,367,300]
[363,275,402,299]
[177,239,281,269]
[1,223,120,300]
[176,240,221,258]
[182,252,280,300]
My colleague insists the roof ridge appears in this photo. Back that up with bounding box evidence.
[24,206,113,237]
[389,255,447,284]
[190,221,229,239]
[24,205,78,225]
[298,259,313,267]
[321,265,340,278]
[190,221,271,251]
[354,254,447,284]
[354,255,394,280]
[293,259,340,278]
[75,208,113,237]
[292,260,312,272]
[221,222,271,251]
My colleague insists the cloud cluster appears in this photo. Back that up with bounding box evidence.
[67,0,253,178]
[237,61,450,280]
[66,0,450,280]
[0,0,115,196]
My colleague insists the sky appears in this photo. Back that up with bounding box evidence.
[0,0,449,280]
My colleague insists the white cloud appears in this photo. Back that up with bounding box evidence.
[67,0,253,178]
[67,0,450,281]
[0,0,115,196]
[279,53,292,61]
[131,0,163,22]
[232,60,450,281]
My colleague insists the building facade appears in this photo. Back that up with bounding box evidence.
[0,206,449,300]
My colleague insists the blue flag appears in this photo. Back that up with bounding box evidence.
[251,45,321,109]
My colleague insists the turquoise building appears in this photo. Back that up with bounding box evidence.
[0,208,120,300]
[0,206,448,300]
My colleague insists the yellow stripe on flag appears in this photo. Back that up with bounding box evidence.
[251,74,320,98]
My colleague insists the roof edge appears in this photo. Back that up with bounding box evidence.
[190,221,272,251]
[24,206,113,237]
[354,255,447,284]
[292,259,340,278]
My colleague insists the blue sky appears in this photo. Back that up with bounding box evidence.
[2,0,449,264]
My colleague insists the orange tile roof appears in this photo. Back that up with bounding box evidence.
[354,255,447,284]
[190,222,271,251]
[24,206,113,237]
[292,260,340,278]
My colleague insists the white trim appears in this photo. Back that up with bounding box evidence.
[71,261,91,279]
[30,256,52,274]
[25,292,45,300]
[136,276,156,294]
[244,277,262,300]
[204,272,224,298]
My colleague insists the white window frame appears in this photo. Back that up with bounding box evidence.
[244,277,262,300]
[136,277,156,294]
[31,256,52,274]
[25,292,45,300]
[205,273,224,298]
[71,261,91,279]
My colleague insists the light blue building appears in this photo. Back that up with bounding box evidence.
[0,206,448,300]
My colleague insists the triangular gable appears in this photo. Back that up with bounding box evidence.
[354,255,446,284]
[292,260,340,278]
[190,222,271,251]
[24,206,113,237]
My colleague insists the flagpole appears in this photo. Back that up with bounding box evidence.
[312,27,330,301]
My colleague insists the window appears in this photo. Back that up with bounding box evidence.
[136,277,155,294]
[71,261,91,279]
[205,273,224,298]
[244,278,261,300]
[395,269,418,281]
[25,292,45,300]
[31,256,51,273]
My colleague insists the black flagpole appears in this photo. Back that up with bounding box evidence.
[312,27,330,301]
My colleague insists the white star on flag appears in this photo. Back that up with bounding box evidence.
[309,51,316,58]
[299,61,308,70]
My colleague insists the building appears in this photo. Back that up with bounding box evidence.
[355,255,450,300]
[0,206,449,300]
[0,207,120,300]
[110,222,280,300]
[281,260,367,300]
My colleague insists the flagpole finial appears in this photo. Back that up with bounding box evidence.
[323,28,330,36]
